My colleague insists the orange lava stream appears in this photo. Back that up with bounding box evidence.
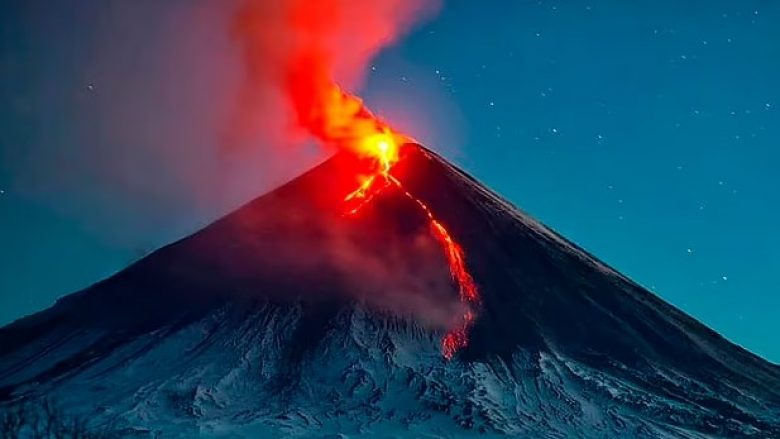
[343,138,480,359]
[389,175,479,359]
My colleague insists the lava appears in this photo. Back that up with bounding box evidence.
[343,126,480,359]
[233,2,480,355]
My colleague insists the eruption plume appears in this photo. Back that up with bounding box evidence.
[231,0,479,358]
[230,0,435,153]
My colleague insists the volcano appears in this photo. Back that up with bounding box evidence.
[1,144,778,438]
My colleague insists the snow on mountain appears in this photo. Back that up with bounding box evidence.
[1,145,778,438]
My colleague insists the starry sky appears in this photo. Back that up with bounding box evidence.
[1,1,778,362]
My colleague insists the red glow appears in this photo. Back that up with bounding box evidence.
[388,174,480,359]
[343,128,480,359]
[231,0,474,358]
[231,0,435,154]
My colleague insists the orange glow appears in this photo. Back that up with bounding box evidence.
[343,174,390,216]
[343,126,400,215]
[266,42,479,357]
[340,115,481,359]
[441,310,475,360]
[294,82,408,165]
[389,174,480,359]
[231,0,463,356]
[358,129,400,172]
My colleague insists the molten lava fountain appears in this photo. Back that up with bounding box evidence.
[329,94,481,359]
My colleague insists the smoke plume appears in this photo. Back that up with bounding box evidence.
[229,0,440,153]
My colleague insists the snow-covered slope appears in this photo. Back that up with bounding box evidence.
[1,145,778,438]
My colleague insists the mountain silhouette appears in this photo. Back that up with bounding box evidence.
[1,144,778,438]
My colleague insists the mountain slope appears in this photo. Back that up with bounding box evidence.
[1,145,778,438]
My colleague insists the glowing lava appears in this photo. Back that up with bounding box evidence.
[230,0,475,358]
[343,128,481,360]
[275,74,480,358]
[343,129,398,215]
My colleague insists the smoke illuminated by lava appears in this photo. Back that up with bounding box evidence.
[231,0,479,358]
[343,133,480,359]
[230,0,436,154]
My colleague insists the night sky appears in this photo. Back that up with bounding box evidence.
[1,1,778,363]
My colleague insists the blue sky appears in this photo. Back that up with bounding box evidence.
[1,0,778,362]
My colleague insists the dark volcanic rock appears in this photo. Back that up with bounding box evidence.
[1,145,778,438]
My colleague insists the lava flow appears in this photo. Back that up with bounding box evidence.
[229,0,478,358]
[342,127,480,360]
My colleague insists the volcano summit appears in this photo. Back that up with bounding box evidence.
[1,145,778,438]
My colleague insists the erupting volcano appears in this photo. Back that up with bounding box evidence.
[335,108,480,359]
[2,0,780,436]
[2,140,780,437]
[2,75,778,439]
[229,0,483,356]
